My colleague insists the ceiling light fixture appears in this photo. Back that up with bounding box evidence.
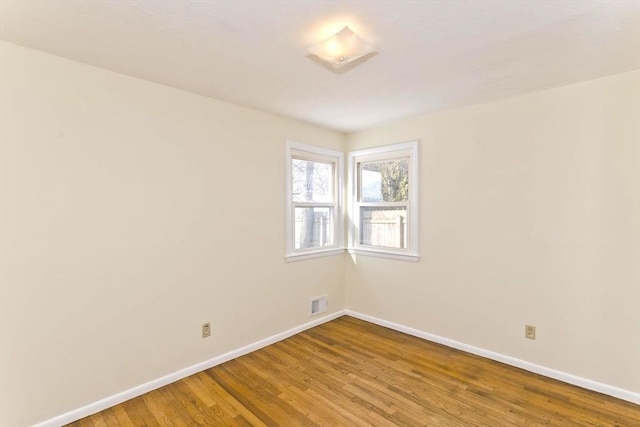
[307,26,376,69]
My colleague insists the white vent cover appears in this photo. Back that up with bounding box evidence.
[310,295,328,315]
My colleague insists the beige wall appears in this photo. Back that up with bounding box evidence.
[2,40,638,427]
[346,70,640,394]
[0,41,346,427]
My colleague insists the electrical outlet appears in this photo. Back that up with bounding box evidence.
[525,324,536,340]
[202,322,211,338]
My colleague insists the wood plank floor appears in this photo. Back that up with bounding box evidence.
[67,316,640,426]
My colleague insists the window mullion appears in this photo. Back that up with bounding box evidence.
[293,202,335,208]
[357,201,408,207]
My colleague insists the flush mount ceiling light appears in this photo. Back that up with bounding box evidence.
[307,26,376,69]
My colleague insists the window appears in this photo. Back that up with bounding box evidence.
[286,142,343,261]
[349,141,419,261]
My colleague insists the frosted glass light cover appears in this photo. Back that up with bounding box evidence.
[307,26,376,68]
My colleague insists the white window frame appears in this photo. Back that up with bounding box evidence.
[286,142,344,262]
[348,141,419,262]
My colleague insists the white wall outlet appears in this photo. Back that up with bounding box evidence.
[202,322,211,338]
[525,324,536,340]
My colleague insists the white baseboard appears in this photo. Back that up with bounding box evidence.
[33,310,348,427]
[34,308,639,426]
[345,310,640,405]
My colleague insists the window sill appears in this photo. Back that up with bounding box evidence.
[347,248,419,262]
[285,248,345,263]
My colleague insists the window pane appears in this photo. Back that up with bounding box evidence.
[292,159,333,203]
[360,206,407,249]
[294,207,334,249]
[359,159,409,202]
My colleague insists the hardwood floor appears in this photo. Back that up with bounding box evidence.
[67,316,640,426]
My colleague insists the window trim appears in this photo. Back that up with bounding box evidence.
[285,141,344,262]
[348,141,419,262]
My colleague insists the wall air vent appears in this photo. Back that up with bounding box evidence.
[310,295,328,315]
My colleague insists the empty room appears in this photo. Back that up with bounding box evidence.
[1,1,639,426]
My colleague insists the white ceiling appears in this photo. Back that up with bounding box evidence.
[1,1,639,132]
